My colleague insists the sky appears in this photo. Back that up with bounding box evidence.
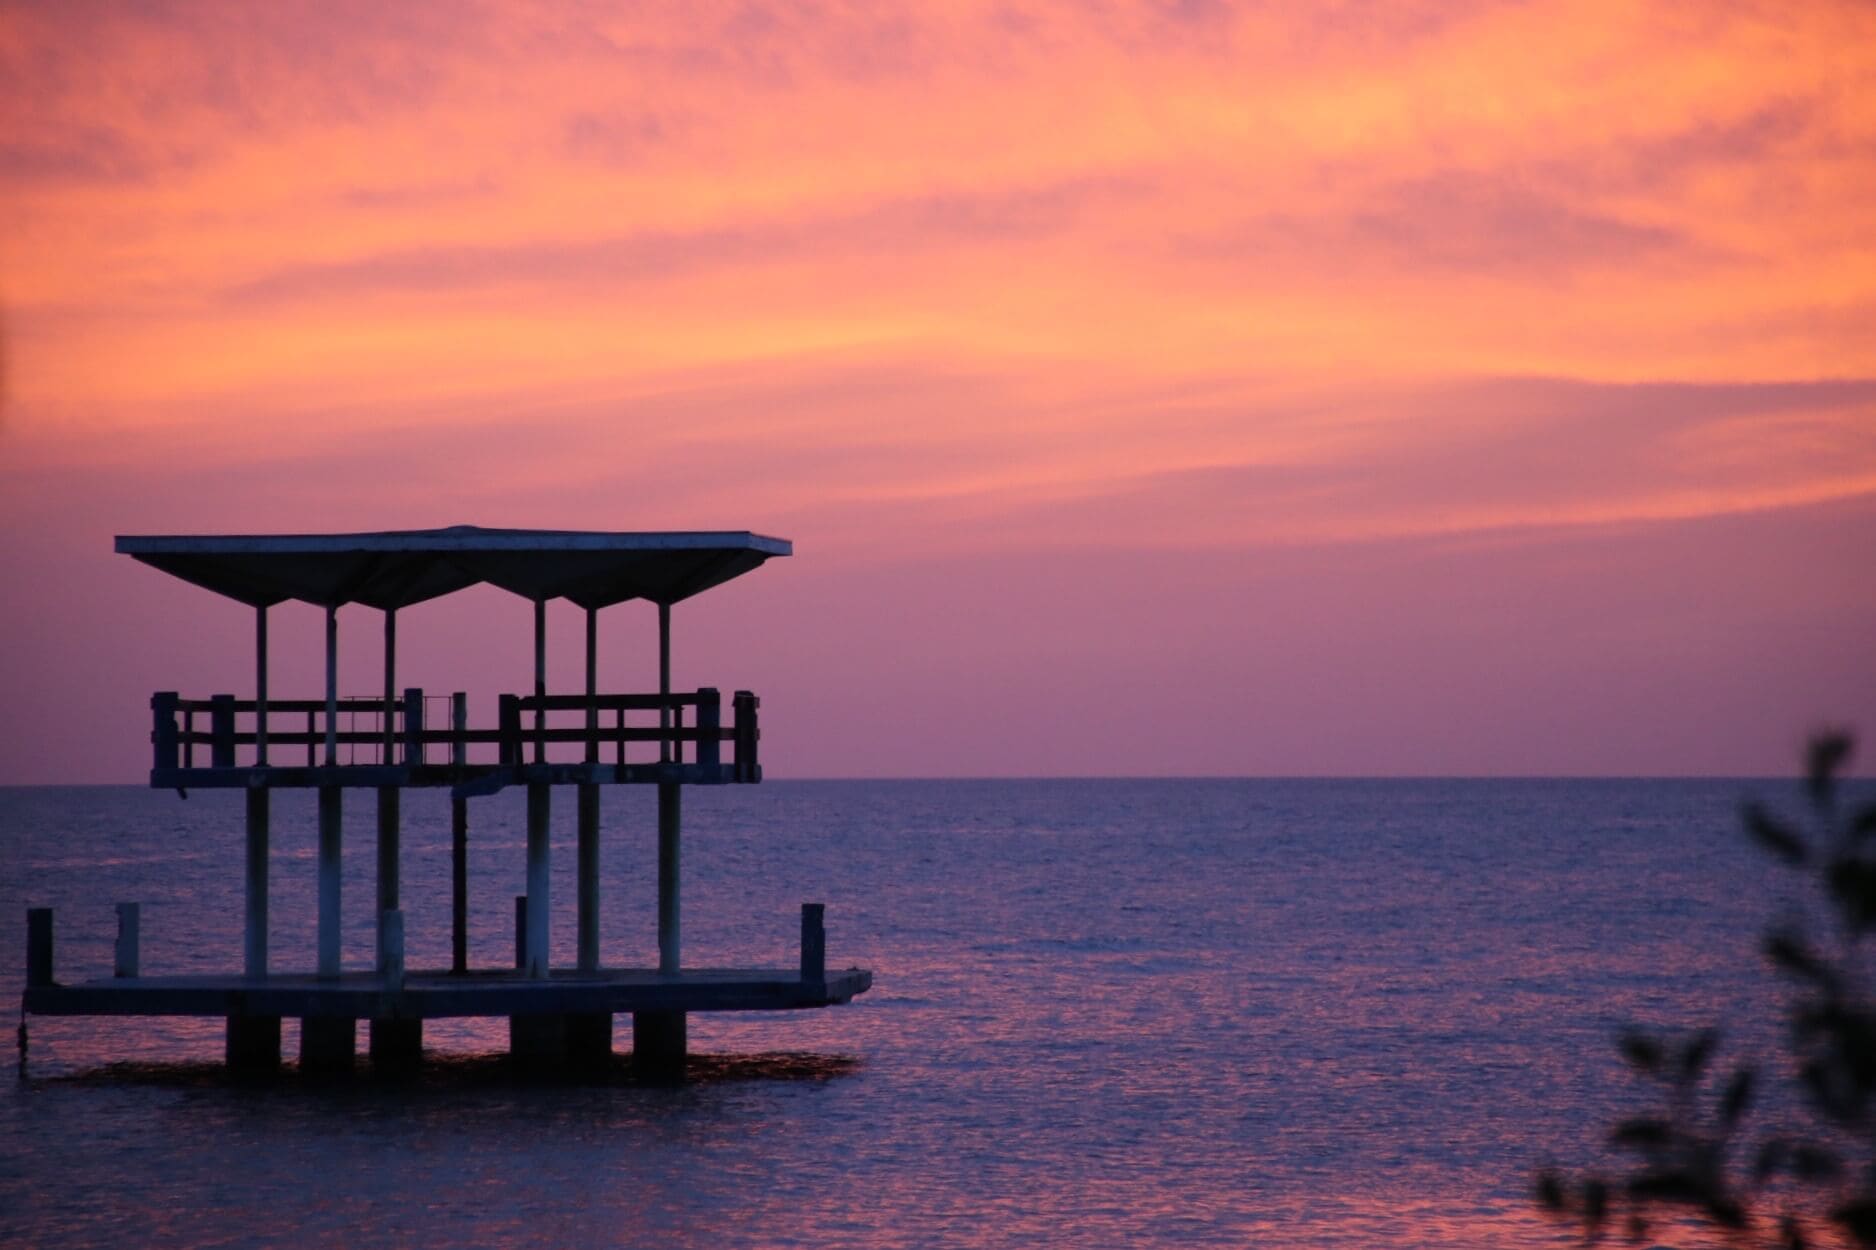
[1,0,1872,782]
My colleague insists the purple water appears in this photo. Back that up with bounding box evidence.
[0,778,1829,1247]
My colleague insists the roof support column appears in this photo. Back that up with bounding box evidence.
[526,597,550,979]
[656,600,680,978]
[244,788,268,978]
[245,605,269,980]
[658,602,671,764]
[255,606,269,766]
[533,598,546,765]
[526,781,550,979]
[578,606,600,973]
[451,692,469,975]
[376,608,399,975]
[317,784,342,978]
[318,602,341,980]
[323,605,339,766]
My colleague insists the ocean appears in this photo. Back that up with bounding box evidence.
[0,777,1838,1247]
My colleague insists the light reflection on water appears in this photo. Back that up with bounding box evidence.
[0,778,1842,1247]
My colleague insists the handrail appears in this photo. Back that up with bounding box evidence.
[151,686,758,778]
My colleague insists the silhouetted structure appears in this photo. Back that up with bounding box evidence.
[21,527,869,1073]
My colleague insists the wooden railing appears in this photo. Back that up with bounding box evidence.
[151,688,760,781]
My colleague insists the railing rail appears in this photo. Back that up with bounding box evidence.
[151,687,759,778]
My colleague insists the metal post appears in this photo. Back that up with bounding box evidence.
[244,786,268,977]
[451,692,468,975]
[255,606,269,766]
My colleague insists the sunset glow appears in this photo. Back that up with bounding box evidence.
[2,1,1872,780]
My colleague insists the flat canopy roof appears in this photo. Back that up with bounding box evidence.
[115,526,792,610]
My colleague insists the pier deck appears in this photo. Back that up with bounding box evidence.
[25,965,872,1019]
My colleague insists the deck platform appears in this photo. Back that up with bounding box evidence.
[25,966,872,1019]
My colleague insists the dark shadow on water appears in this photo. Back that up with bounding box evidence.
[32,1050,862,1093]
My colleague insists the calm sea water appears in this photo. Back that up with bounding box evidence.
[0,778,1842,1248]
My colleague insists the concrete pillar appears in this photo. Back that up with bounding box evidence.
[567,1013,612,1068]
[633,1012,686,1073]
[369,910,418,1067]
[657,782,680,974]
[317,786,342,979]
[577,783,599,971]
[653,781,685,1063]
[375,787,399,970]
[526,782,550,978]
[579,604,600,972]
[226,1015,281,1071]
[379,908,405,990]
[369,1020,422,1074]
[244,787,268,977]
[509,1013,567,1066]
[300,1017,355,1073]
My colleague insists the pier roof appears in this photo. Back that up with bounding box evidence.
[115,526,791,609]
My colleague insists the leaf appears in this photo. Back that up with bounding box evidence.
[1852,802,1876,842]
[1765,931,1830,984]
[1744,800,1808,865]
[1807,732,1852,806]
[1756,1139,1788,1182]
[1534,1171,1566,1212]
[1790,1144,1842,1181]
[1782,1214,1810,1250]
[1680,1029,1718,1080]
[1610,1118,1671,1149]
[1583,1177,1608,1231]
[1704,1195,1747,1229]
[1619,1032,1663,1072]
[1830,1198,1876,1246]
[1826,857,1876,934]
[1721,1067,1755,1128]
[1627,1171,1706,1204]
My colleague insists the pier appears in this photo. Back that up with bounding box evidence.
[20,527,871,1073]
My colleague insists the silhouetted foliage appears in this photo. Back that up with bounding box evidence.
[1537,732,1876,1247]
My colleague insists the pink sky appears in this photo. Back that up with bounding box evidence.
[1,1,1872,781]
